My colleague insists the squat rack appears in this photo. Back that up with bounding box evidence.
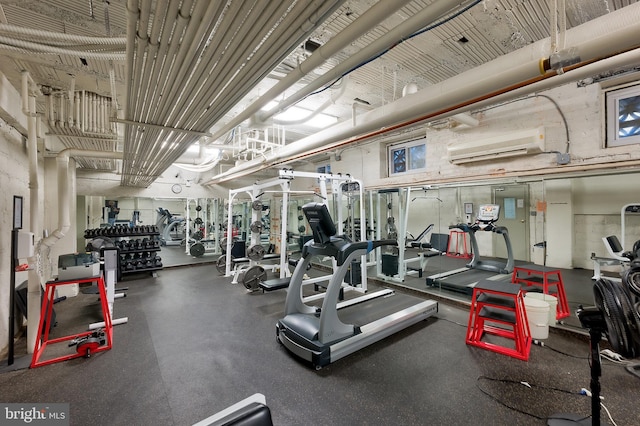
[224,169,367,287]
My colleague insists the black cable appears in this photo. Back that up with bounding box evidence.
[535,94,571,153]
[535,341,589,359]
[434,315,467,328]
[476,376,589,421]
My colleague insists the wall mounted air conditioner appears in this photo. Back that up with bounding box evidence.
[447,127,545,164]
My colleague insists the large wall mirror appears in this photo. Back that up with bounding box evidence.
[78,171,640,332]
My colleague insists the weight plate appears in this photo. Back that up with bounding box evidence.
[216,255,227,274]
[242,265,266,290]
[190,242,206,257]
[252,200,263,211]
[298,225,306,233]
[247,244,265,261]
[194,217,203,225]
[250,220,264,234]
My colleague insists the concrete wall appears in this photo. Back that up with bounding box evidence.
[0,73,37,358]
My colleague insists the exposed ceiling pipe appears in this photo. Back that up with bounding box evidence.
[0,35,125,60]
[205,4,640,185]
[216,47,640,183]
[352,98,374,127]
[450,113,479,127]
[274,77,347,126]
[256,0,472,123]
[23,71,41,354]
[207,0,416,143]
[170,0,339,137]
[68,76,75,127]
[123,0,345,187]
[0,23,126,45]
[0,116,23,145]
[178,0,345,130]
[41,149,124,249]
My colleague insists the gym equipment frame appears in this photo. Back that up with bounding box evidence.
[224,169,369,294]
[31,274,113,368]
[375,187,445,283]
[592,203,640,281]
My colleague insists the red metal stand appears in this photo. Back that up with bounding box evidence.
[511,264,570,320]
[31,274,113,368]
[466,280,531,361]
[446,229,472,258]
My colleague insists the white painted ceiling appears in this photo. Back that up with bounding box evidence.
[0,0,638,187]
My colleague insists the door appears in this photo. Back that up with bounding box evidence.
[493,184,529,262]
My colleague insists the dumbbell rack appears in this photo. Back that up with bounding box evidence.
[85,225,163,277]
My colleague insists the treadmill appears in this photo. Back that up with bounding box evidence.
[426,204,514,295]
[276,203,438,369]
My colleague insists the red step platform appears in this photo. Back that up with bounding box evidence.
[466,279,531,361]
[446,229,472,259]
[511,264,570,320]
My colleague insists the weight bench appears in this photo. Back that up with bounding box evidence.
[257,258,313,292]
[192,393,272,426]
[398,233,449,279]
[411,232,449,257]
[602,235,635,262]
[259,277,292,292]
[591,235,632,282]
[405,224,433,248]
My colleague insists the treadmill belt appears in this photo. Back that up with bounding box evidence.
[435,269,510,295]
[337,292,429,327]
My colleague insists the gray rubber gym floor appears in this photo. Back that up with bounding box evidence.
[1,261,639,425]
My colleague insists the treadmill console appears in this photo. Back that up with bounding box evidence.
[302,202,337,245]
[476,204,500,230]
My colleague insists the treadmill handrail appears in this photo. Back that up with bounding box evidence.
[303,237,397,266]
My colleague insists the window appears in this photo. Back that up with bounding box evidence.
[606,84,640,147]
[388,138,426,176]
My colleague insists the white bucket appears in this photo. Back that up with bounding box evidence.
[525,293,557,325]
[523,297,550,340]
